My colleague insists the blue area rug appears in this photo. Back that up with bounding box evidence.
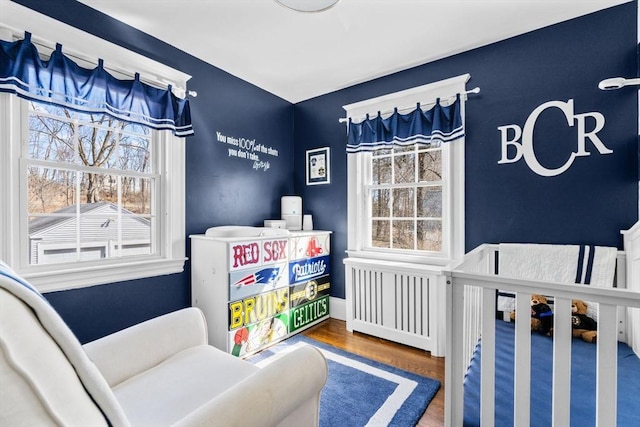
[248,334,440,427]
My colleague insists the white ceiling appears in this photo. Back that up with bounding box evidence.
[78,0,630,103]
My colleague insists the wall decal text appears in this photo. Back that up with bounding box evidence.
[216,131,279,172]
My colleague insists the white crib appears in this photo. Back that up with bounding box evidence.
[444,222,640,427]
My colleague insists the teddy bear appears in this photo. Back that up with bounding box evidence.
[530,294,554,335]
[571,299,598,343]
[509,294,554,335]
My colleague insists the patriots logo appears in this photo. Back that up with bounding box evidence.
[233,267,282,287]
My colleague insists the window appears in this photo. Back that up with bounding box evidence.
[1,93,186,292]
[368,144,444,252]
[26,101,156,265]
[0,9,189,292]
[345,75,467,265]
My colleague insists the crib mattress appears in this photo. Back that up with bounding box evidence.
[463,320,640,427]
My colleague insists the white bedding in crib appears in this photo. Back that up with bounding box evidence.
[496,243,617,316]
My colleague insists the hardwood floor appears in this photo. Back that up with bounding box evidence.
[301,318,445,427]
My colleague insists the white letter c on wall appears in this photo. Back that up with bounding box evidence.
[521,99,576,177]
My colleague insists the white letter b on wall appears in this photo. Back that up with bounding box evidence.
[498,124,523,164]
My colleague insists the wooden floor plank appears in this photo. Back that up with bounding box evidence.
[301,318,445,426]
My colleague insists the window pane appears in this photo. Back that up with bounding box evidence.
[392,188,414,218]
[29,213,79,265]
[28,167,76,214]
[393,153,415,184]
[80,172,119,204]
[417,186,442,218]
[29,211,75,237]
[119,132,151,173]
[392,220,414,250]
[417,220,442,251]
[79,211,117,260]
[78,122,119,168]
[28,114,75,163]
[371,189,390,217]
[118,212,152,257]
[122,177,152,215]
[418,150,442,182]
[372,156,391,185]
[371,220,390,248]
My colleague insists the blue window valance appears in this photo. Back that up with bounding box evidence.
[0,32,193,137]
[346,95,463,153]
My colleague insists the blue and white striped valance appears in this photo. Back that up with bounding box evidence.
[0,32,193,137]
[346,95,463,153]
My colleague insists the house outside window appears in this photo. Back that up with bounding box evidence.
[0,14,189,292]
[344,75,468,265]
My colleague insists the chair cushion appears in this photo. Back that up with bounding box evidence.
[0,262,130,427]
[113,345,259,426]
[0,288,107,426]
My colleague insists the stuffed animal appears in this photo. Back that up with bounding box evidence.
[530,294,554,335]
[509,294,554,336]
[571,299,597,343]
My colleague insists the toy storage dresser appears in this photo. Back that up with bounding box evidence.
[190,229,331,357]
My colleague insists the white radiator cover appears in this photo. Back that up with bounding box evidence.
[344,257,447,356]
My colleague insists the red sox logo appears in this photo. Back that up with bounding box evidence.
[306,237,323,258]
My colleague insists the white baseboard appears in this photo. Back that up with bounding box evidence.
[329,297,346,321]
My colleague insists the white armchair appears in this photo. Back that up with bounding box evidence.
[0,262,327,427]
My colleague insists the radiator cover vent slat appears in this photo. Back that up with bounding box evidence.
[348,264,437,351]
[394,273,428,336]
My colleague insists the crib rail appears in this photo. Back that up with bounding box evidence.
[622,222,640,355]
[443,243,640,427]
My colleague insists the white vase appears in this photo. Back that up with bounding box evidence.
[303,215,313,231]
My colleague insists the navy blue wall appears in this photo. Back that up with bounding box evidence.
[10,1,639,339]
[294,2,639,299]
[12,0,295,343]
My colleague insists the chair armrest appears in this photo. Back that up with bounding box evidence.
[83,307,208,388]
[171,344,328,427]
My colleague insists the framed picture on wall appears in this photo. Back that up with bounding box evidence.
[306,147,330,185]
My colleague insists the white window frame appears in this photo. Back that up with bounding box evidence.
[344,74,468,266]
[0,4,189,292]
